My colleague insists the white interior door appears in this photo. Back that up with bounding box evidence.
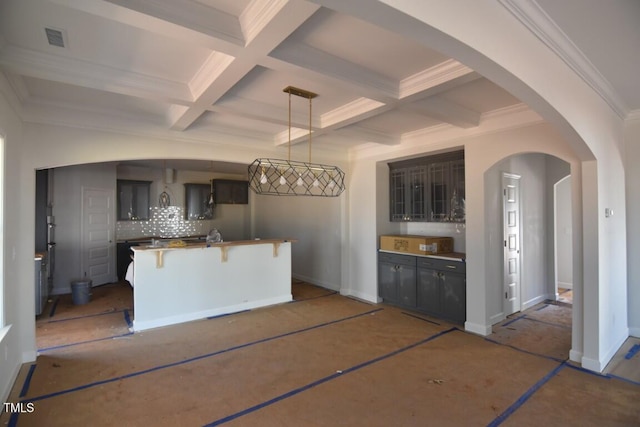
[503,173,522,316]
[82,187,115,285]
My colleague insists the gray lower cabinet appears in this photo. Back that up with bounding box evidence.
[417,257,466,324]
[378,252,417,307]
[378,252,466,324]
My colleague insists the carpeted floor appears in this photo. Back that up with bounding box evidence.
[1,281,638,426]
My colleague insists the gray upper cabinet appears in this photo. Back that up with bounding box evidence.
[117,179,151,221]
[213,179,249,205]
[389,150,465,222]
[184,183,214,220]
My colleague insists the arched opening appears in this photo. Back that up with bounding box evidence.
[484,152,574,361]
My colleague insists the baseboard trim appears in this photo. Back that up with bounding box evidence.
[489,312,505,325]
[569,349,583,364]
[464,321,492,336]
[582,329,630,372]
[341,288,379,304]
[22,350,37,364]
[557,281,573,289]
[522,294,552,311]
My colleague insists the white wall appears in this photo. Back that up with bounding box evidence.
[0,76,30,405]
[555,176,573,289]
[625,116,640,337]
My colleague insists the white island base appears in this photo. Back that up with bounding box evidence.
[131,240,293,331]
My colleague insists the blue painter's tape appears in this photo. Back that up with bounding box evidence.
[501,315,525,327]
[8,412,18,427]
[487,362,566,427]
[123,309,132,328]
[38,332,134,353]
[48,297,59,318]
[484,337,565,363]
[607,373,640,387]
[206,310,250,320]
[624,344,640,360]
[23,308,384,404]
[203,327,457,427]
[521,316,571,330]
[401,311,441,326]
[19,364,37,397]
[291,291,338,303]
[564,362,610,378]
[47,308,131,324]
[535,304,549,311]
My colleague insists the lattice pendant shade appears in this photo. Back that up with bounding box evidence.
[248,158,345,196]
[248,86,346,197]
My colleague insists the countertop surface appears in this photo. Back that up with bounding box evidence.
[132,238,296,251]
[379,249,465,261]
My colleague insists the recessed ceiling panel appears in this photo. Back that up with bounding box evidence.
[439,78,521,113]
[290,9,448,81]
[191,110,283,136]
[356,109,441,135]
[220,66,361,116]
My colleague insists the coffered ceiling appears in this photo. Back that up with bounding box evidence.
[0,0,637,162]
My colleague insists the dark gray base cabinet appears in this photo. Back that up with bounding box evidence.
[378,252,417,307]
[378,252,466,324]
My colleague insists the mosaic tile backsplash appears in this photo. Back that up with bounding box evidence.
[116,206,214,240]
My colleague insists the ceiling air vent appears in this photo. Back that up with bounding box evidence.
[45,28,65,48]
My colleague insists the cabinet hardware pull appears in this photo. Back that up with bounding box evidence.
[446,265,456,269]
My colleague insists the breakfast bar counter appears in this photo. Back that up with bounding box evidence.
[131,239,294,331]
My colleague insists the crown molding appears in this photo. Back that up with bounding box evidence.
[400,59,474,99]
[321,97,385,128]
[499,0,629,119]
[188,51,236,99]
[240,0,288,45]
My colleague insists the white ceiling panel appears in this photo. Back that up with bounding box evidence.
[289,8,448,81]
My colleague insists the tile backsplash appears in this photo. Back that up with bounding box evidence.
[116,206,213,240]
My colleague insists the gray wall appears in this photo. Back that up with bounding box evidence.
[484,153,569,322]
[52,163,118,294]
[253,194,344,291]
[555,176,573,288]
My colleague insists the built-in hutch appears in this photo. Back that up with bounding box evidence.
[389,150,465,222]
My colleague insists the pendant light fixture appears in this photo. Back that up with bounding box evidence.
[248,86,345,196]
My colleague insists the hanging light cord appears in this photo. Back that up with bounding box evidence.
[288,89,292,163]
[308,95,312,163]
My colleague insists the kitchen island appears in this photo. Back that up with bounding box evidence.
[131,239,293,331]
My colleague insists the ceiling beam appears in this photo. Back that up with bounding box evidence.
[168,1,321,131]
